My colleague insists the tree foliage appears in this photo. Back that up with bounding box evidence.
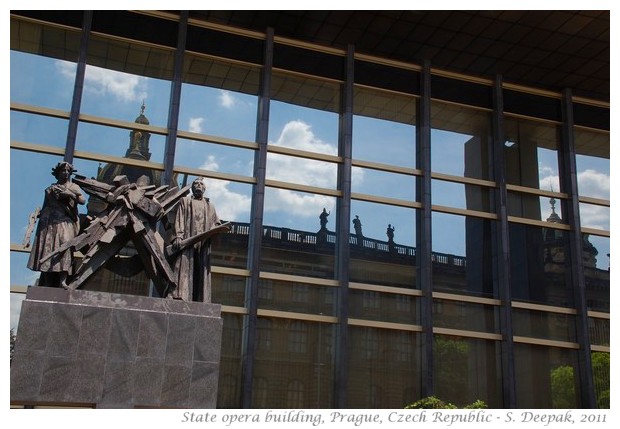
[405,396,487,409]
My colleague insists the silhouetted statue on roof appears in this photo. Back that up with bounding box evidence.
[319,208,330,231]
[353,215,363,240]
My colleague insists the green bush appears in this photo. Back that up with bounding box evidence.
[405,396,487,409]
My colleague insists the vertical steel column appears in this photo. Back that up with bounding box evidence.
[64,10,92,163]
[560,88,596,408]
[492,75,517,408]
[333,44,354,409]
[162,11,188,186]
[240,27,273,408]
[416,60,433,397]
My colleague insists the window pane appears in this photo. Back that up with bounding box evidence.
[353,88,416,168]
[253,318,334,408]
[432,101,492,180]
[11,111,69,150]
[349,327,421,408]
[350,200,417,288]
[509,223,573,307]
[180,55,259,142]
[261,188,336,279]
[432,180,492,213]
[433,335,502,408]
[271,72,341,115]
[268,101,339,156]
[212,274,246,307]
[258,279,336,317]
[349,290,419,324]
[584,235,609,312]
[575,129,609,200]
[589,317,609,347]
[432,212,495,297]
[513,309,577,342]
[266,153,338,189]
[10,19,80,110]
[218,313,243,408]
[504,118,560,190]
[84,35,173,126]
[76,120,166,163]
[591,351,610,409]
[433,299,498,333]
[507,192,567,222]
[515,344,581,408]
[10,150,72,245]
[175,138,254,178]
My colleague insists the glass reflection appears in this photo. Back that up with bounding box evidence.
[352,113,415,168]
[432,212,495,297]
[261,187,336,278]
[584,235,609,312]
[513,309,576,342]
[266,153,338,190]
[575,129,609,201]
[10,33,79,110]
[218,313,243,408]
[253,318,334,408]
[10,111,69,149]
[349,290,418,324]
[432,180,492,213]
[349,200,416,288]
[10,150,70,245]
[352,168,415,201]
[76,118,166,163]
[268,100,339,156]
[509,223,573,307]
[84,34,173,126]
[258,279,335,316]
[514,344,581,408]
[179,70,259,142]
[349,327,420,408]
[433,335,502,408]
[431,102,492,180]
[504,118,560,190]
[433,299,497,333]
[174,138,254,178]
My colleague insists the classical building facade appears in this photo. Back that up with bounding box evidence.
[10,11,609,409]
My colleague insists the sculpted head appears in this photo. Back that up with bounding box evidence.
[191,178,206,199]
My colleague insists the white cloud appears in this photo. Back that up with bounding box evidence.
[272,120,337,154]
[263,120,364,219]
[194,155,251,221]
[539,174,560,193]
[579,203,609,231]
[57,62,148,103]
[218,90,236,109]
[189,117,205,133]
[578,169,610,200]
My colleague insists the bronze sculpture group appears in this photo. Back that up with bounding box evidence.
[27,162,230,303]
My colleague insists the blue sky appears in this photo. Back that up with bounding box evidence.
[9,49,611,330]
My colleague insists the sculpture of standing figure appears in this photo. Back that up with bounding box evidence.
[387,224,395,242]
[353,215,363,237]
[167,178,228,302]
[27,162,85,288]
[319,208,330,230]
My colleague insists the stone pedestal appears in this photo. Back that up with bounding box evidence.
[10,287,222,408]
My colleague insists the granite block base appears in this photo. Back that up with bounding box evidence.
[10,287,222,409]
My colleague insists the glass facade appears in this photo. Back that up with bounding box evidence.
[10,11,609,409]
